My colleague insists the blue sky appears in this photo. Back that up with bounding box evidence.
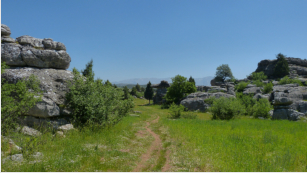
[2,0,307,83]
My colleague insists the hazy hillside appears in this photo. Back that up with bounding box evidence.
[113,76,214,86]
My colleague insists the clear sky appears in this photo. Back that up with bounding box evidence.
[2,0,307,83]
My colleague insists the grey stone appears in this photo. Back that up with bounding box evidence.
[287,109,305,121]
[243,86,262,95]
[16,35,44,48]
[1,43,26,66]
[1,136,22,151]
[58,124,74,132]
[42,38,66,51]
[56,131,65,137]
[17,116,70,129]
[272,109,289,120]
[27,97,60,118]
[253,93,269,101]
[1,24,11,36]
[21,126,42,136]
[4,154,23,163]
[297,101,307,113]
[1,37,15,43]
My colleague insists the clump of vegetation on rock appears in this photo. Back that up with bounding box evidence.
[209,97,245,120]
[251,98,273,118]
[1,62,43,134]
[274,53,289,78]
[279,76,303,86]
[263,82,273,93]
[235,81,250,92]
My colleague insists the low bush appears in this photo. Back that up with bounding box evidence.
[236,92,256,116]
[66,67,134,126]
[209,97,245,120]
[252,98,272,118]
[204,96,216,105]
[252,80,265,87]
[279,76,303,86]
[248,71,267,81]
[168,103,185,119]
[263,82,273,94]
[235,81,250,92]
[181,112,197,119]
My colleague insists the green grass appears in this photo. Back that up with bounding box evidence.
[2,98,307,172]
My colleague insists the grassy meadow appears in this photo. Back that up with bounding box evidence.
[1,98,307,171]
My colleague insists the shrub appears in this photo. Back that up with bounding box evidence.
[66,67,134,126]
[130,86,137,96]
[274,53,289,78]
[279,76,303,86]
[248,71,267,81]
[215,64,234,82]
[181,112,197,119]
[165,75,196,104]
[209,97,245,120]
[252,80,265,87]
[168,103,185,119]
[252,98,272,118]
[235,81,250,92]
[236,92,256,116]
[204,96,216,105]
[1,62,43,134]
[263,82,273,94]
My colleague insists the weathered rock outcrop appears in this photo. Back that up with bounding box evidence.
[243,84,262,95]
[180,92,235,112]
[255,57,307,79]
[153,80,170,104]
[1,24,73,126]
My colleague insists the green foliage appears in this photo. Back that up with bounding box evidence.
[204,96,216,105]
[168,103,185,119]
[1,62,43,134]
[123,86,130,100]
[215,64,234,82]
[188,76,196,86]
[104,80,112,86]
[263,82,273,94]
[81,59,94,81]
[113,84,118,88]
[279,76,303,86]
[252,98,273,118]
[144,81,154,104]
[207,89,225,93]
[165,75,197,104]
[130,86,137,96]
[135,83,141,91]
[210,97,245,120]
[236,92,256,116]
[248,72,267,81]
[252,80,265,87]
[274,53,289,78]
[235,81,250,92]
[66,65,134,126]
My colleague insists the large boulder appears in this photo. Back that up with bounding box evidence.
[272,109,305,121]
[180,92,235,111]
[2,67,74,118]
[1,24,11,37]
[243,84,262,95]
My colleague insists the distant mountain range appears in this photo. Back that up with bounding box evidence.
[113,76,214,86]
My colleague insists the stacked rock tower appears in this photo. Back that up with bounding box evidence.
[1,24,74,127]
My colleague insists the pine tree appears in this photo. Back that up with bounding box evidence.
[123,86,129,100]
[188,76,196,86]
[135,83,141,91]
[81,59,95,81]
[144,81,154,104]
[105,79,112,86]
[130,86,137,96]
[274,53,289,78]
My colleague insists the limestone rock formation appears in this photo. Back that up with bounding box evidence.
[1,24,73,127]
[180,92,235,112]
[255,57,307,79]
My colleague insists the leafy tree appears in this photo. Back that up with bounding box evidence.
[214,64,234,82]
[123,86,130,100]
[130,86,137,96]
[140,87,145,92]
[274,53,289,78]
[113,84,118,88]
[1,62,43,134]
[66,63,134,126]
[135,83,141,91]
[144,81,154,104]
[105,79,112,86]
[81,59,94,81]
[188,76,196,86]
[165,75,197,104]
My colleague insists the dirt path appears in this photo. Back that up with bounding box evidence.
[133,116,163,172]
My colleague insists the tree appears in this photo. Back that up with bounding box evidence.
[188,76,196,86]
[81,59,94,81]
[1,62,43,134]
[215,64,234,82]
[274,53,289,78]
[123,86,129,100]
[135,83,141,91]
[130,86,137,96]
[105,79,112,86]
[165,75,197,104]
[144,81,154,104]
[113,84,118,88]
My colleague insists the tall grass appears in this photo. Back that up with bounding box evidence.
[163,118,307,171]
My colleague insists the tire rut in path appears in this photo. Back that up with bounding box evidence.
[133,116,163,172]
